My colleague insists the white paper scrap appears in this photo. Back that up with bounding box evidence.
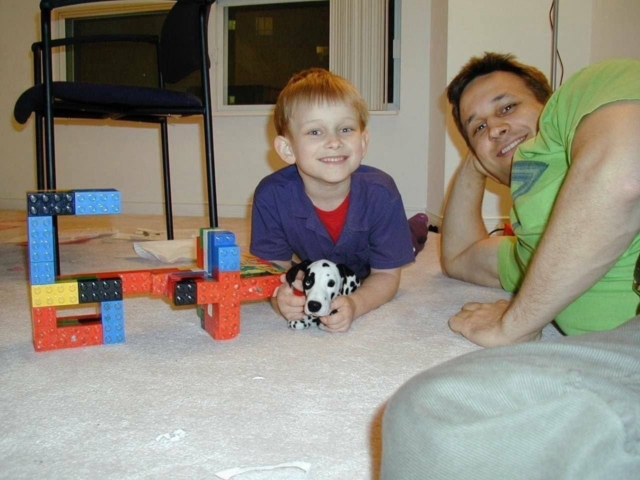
[215,461,311,479]
[133,239,195,263]
[155,429,187,442]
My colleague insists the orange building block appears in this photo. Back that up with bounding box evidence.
[202,303,240,340]
[32,306,58,352]
[31,308,103,351]
[239,275,281,301]
[56,315,103,349]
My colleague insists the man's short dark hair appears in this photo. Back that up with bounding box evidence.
[447,52,553,144]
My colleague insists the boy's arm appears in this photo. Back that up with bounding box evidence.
[450,102,640,346]
[441,153,503,288]
[321,267,402,332]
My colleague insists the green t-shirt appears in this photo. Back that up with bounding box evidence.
[498,58,640,335]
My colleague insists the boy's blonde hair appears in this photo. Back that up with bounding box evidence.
[274,68,369,137]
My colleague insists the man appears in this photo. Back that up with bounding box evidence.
[440,53,640,347]
[379,54,640,479]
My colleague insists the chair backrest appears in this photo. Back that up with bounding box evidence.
[160,1,212,85]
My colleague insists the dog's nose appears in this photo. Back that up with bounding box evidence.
[307,301,321,313]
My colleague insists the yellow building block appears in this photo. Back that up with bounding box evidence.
[31,281,79,308]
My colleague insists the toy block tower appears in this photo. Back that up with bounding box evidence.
[26,190,125,351]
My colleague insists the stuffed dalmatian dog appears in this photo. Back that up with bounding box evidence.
[285,259,361,330]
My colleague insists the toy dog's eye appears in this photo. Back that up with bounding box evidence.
[327,280,335,288]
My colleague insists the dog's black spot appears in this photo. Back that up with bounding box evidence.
[304,271,315,290]
[322,262,330,267]
[331,292,336,299]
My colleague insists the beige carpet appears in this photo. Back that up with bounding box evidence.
[0,211,561,480]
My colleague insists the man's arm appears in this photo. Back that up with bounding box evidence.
[441,153,503,288]
[321,267,402,332]
[450,102,640,346]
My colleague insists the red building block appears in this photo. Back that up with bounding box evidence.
[56,314,103,349]
[202,303,240,340]
[239,275,281,301]
[32,306,58,352]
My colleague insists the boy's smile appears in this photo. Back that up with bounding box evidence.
[274,100,369,204]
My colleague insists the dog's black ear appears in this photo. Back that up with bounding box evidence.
[337,263,357,281]
[286,260,312,286]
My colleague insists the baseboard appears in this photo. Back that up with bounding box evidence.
[0,197,509,230]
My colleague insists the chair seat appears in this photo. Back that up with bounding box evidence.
[14,81,203,124]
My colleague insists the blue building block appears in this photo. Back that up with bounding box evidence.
[27,191,75,216]
[74,190,121,215]
[204,230,237,275]
[27,216,55,264]
[29,261,56,285]
[102,300,125,344]
[212,245,241,272]
[209,230,236,246]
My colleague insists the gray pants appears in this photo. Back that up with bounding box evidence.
[381,317,640,480]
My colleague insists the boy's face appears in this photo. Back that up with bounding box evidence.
[459,71,544,186]
[275,100,369,192]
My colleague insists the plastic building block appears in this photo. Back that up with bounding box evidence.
[202,303,240,340]
[30,261,56,286]
[23,190,283,350]
[27,191,75,216]
[102,300,125,344]
[32,306,58,352]
[78,277,123,303]
[96,270,153,295]
[31,281,79,308]
[57,316,103,349]
[196,237,204,270]
[175,279,198,306]
[74,190,121,215]
[239,275,281,301]
[27,216,55,264]
[209,230,236,247]
[151,268,181,296]
[212,245,241,272]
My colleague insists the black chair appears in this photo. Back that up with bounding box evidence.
[14,0,219,244]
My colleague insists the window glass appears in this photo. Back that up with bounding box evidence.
[226,2,330,106]
[65,11,202,98]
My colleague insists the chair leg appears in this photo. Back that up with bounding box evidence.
[35,117,45,191]
[160,119,174,240]
[202,112,218,229]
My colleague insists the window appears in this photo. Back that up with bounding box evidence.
[225,2,330,106]
[56,2,202,99]
[216,0,400,111]
[55,0,401,112]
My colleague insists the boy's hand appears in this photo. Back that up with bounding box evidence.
[319,295,356,333]
[272,273,306,321]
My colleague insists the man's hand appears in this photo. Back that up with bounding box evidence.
[319,295,356,333]
[271,273,306,322]
[448,299,542,347]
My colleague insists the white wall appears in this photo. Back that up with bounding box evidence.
[440,0,640,229]
[0,0,432,221]
[2,0,639,227]
[591,0,640,63]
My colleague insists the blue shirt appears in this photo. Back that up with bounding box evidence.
[250,165,414,279]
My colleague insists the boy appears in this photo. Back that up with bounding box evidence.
[250,69,425,333]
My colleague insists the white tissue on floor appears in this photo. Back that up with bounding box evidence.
[215,461,311,479]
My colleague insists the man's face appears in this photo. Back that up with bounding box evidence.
[459,71,545,185]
